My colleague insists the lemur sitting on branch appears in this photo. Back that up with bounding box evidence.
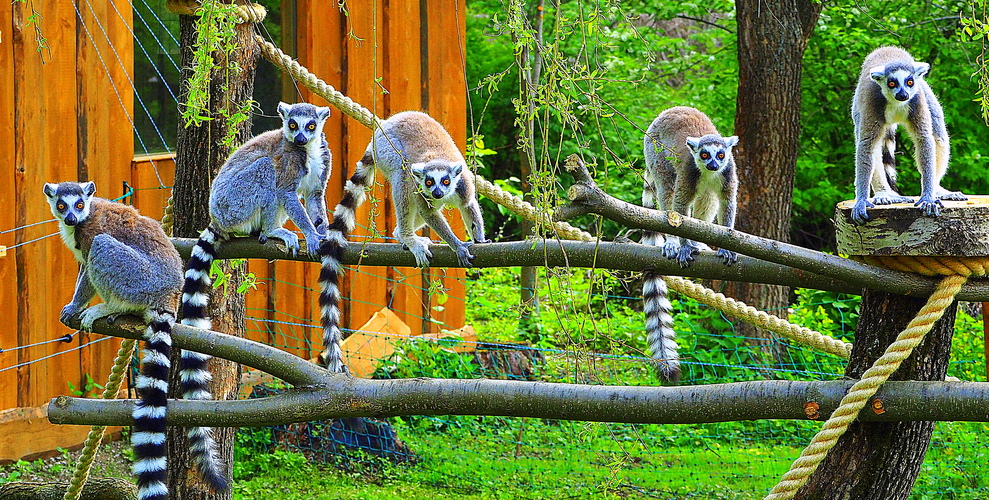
[45,181,224,500]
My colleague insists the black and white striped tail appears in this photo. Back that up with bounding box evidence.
[179,227,229,492]
[132,309,173,500]
[318,158,372,373]
[643,270,679,383]
[882,128,898,191]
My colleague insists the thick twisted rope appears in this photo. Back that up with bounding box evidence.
[764,255,989,500]
[62,339,137,500]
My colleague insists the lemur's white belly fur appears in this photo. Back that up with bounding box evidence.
[60,224,85,264]
[884,102,911,127]
[298,143,325,196]
[691,171,724,222]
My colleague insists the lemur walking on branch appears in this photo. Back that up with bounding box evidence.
[317,111,488,371]
[641,106,739,383]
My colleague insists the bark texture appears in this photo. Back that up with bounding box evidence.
[168,9,257,500]
[795,289,957,499]
[728,0,823,361]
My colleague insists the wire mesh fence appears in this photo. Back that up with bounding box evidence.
[234,266,989,499]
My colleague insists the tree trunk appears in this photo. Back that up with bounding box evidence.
[728,0,822,364]
[795,289,957,499]
[169,9,258,499]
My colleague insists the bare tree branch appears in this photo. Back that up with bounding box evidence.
[49,315,989,427]
[170,238,989,301]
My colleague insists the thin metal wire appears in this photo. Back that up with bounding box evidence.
[0,218,56,235]
[7,232,59,251]
[73,0,168,186]
[0,332,75,354]
[109,0,179,103]
[130,0,181,71]
[135,0,180,46]
[0,336,113,373]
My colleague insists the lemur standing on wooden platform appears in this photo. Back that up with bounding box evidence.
[850,46,965,224]
[177,102,332,491]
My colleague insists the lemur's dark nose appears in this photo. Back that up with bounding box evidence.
[705,161,719,171]
[294,134,308,145]
[894,91,909,101]
[432,188,444,199]
[65,213,77,226]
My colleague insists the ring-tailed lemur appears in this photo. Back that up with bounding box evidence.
[178,101,331,481]
[44,181,222,500]
[850,46,965,224]
[317,111,488,372]
[641,106,739,383]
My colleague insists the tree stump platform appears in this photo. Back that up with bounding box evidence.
[793,199,985,499]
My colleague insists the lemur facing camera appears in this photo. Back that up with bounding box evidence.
[174,102,331,490]
[641,106,739,383]
[317,111,488,372]
[850,46,966,224]
[181,102,334,365]
[45,181,226,500]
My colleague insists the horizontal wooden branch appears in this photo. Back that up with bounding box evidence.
[556,157,989,301]
[49,316,989,426]
[171,238,989,301]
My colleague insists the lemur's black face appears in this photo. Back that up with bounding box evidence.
[277,102,331,147]
[44,181,96,226]
[686,135,738,173]
[412,161,464,200]
[871,62,929,103]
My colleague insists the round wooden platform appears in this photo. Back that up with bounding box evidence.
[834,195,989,256]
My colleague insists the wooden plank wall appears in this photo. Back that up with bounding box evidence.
[0,0,469,459]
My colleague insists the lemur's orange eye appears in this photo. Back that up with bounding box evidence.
[700,152,710,160]
[307,123,316,131]
[56,202,66,211]
[425,179,434,187]
[905,78,914,87]
[442,179,450,186]
[289,121,298,130]
[75,201,84,210]
[888,81,896,88]
[717,152,725,160]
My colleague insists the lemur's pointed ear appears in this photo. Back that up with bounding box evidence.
[317,106,331,121]
[409,162,427,178]
[450,162,464,177]
[81,181,96,196]
[277,102,291,119]
[44,183,58,197]
[913,62,930,78]
[685,137,701,153]
[870,66,886,83]
[724,136,739,149]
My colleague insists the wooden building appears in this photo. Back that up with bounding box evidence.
[0,0,467,460]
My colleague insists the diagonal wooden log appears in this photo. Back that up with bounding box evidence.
[554,155,989,299]
[48,316,989,427]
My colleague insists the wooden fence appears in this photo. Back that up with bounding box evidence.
[0,0,468,460]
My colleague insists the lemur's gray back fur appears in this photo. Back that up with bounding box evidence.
[45,181,185,500]
[641,106,739,384]
[180,102,332,488]
[850,46,964,224]
[317,111,487,372]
